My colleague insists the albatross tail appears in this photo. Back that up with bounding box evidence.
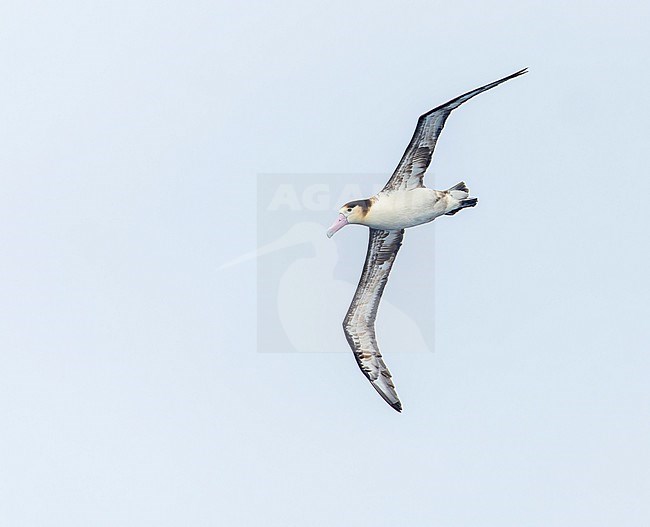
[445,181,478,216]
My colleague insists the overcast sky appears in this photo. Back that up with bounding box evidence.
[1,1,649,526]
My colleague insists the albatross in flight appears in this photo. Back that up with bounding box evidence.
[326,68,527,412]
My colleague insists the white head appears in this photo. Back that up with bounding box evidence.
[326,199,371,238]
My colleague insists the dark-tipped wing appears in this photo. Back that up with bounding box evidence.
[383,68,528,193]
[343,228,404,412]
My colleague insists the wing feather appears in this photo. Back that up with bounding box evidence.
[343,228,404,412]
[383,68,528,193]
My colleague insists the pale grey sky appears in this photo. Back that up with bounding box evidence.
[1,1,649,526]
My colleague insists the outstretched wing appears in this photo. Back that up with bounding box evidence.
[343,228,404,412]
[383,68,528,193]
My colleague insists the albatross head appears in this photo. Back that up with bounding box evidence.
[326,199,371,238]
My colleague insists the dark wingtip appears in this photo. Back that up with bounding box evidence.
[369,381,403,413]
[421,67,529,119]
[504,67,528,82]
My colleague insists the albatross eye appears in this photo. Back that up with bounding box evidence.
[347,208,352,212]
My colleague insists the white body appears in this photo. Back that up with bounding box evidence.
[363,188,459,230]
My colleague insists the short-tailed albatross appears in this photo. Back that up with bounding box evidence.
[326,68,527,412]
